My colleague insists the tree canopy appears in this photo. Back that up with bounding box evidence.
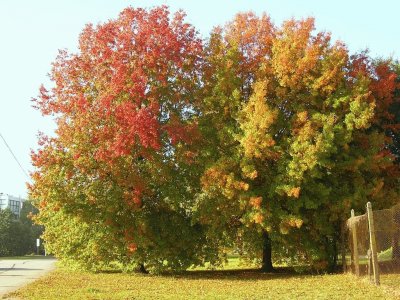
[31,6,210,272]
[0,201,42,256]
[195,14,400,271]
[30,6,400,272]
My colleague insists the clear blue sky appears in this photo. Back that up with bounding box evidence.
[0,0,399,197]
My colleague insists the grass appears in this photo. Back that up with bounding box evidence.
[189,255,257,271]
[0,255,53,260]
[6,264,396,300]
[380,274,400,297]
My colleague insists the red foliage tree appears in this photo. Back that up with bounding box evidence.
[30,6,208,272]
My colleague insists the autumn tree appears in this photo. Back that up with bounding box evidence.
[196,14,400,271]
[30,6,211,272]
[31,6,400,273]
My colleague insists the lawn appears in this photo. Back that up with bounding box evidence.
[0,255,53,260]
[379,274,400,297]
[6,266,396,300]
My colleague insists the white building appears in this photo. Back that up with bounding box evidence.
[0,193,26,217]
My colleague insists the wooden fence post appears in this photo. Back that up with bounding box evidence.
[351,209,360,276]
[341,221,346,273]
[366,202,380,286]
[367,249,372,282]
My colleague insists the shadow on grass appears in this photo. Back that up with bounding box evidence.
[347,260,400,276]
[98,269,123,274]
[158,267,310,281]
[66,262,344,280]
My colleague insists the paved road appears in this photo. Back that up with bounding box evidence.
[0,258,56,298]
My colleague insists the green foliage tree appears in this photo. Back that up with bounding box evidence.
[0,208,33,256]
[195,14,400,272]
[19,200,44,254]
[0,209,16,256]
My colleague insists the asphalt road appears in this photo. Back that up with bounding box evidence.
[0,257,56,298]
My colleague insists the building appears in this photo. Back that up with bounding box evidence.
[0,193,26,218]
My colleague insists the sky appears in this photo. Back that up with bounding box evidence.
[0,0,399,198]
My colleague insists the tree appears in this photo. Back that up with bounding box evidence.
[31,6,400,273]
[0,208,33,256]
[19,201,44,254]
[30,6,212,272]
[195,14,400,271]
[0,209,16,256]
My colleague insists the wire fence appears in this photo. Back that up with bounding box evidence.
[345,202,400,286]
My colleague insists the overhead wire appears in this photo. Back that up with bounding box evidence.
[0,132,30,179]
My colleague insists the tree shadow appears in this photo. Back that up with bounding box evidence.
[159,267,311,281]
[378,260,400,275]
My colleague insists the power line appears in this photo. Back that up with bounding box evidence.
[0,132,30,179]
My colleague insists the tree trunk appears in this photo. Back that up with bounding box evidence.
[261,230,274,272]
[138,263,149,274]
[392,230,400,260]
[328,237,338,273]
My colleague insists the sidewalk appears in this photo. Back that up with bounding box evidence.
[0,257,56,298]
